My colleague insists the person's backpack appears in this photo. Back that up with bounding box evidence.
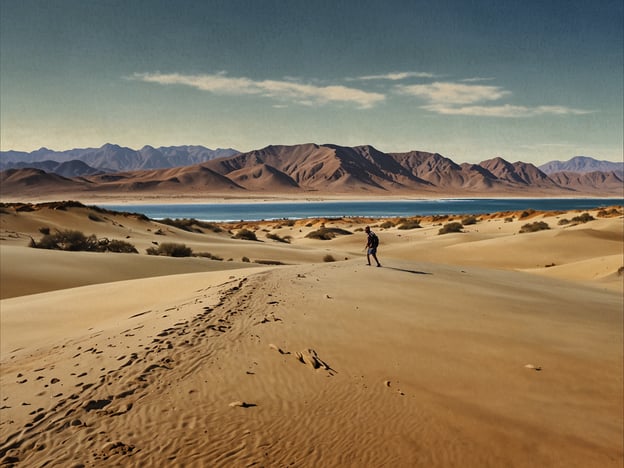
[370,232,379,248]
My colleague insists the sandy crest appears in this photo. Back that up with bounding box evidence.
[0,203,622,466]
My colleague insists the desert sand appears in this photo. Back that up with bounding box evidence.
[0,201,622,467]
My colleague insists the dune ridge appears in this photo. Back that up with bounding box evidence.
[1,202,622,466]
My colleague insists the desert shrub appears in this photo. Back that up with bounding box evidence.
[241,256,250,263]
[398,219,421,230]
[305,227,352,240]
[36,230,98,251]
[88,213,104,222]
[431,215,449,222]
[279,219,296,227]
[504,217,514,223]
[101,239,138,253]
[32,230,137,253]
[461,216,478,226]
[323,254,336,262]
[254,259,285,265]
[157,218,222,233]
[266,233,292,243]
[438,222,463,235]
[146,242,193,257]
[519,221,550,233]
[618,266,624,276]
[234,229,258,241]
[194,252,223,261]
[571,213,594,223]
[39,227,50,235]
[379,221,395,229]
[519,209,535,219]
[597,208,622,217]
[558,218,570,225]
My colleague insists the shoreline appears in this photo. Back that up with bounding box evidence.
[1,192,623,206]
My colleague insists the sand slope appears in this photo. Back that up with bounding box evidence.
[0,203,622,466]
[1,260,622,467]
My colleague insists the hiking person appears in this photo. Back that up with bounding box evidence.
[364,226,381,267]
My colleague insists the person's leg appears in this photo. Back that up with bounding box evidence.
[368,249,381,266]
[366,251,371,265]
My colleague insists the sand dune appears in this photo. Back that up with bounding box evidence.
[1,202,622,467]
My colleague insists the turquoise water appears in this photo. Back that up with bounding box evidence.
[99,198,622,222]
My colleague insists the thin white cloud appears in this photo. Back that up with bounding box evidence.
[354,71,438,81]
[396,81,510,105]
[397,81,593,117]
[461,77,496,83]
[422,103,593,117]
[131,72,384,109]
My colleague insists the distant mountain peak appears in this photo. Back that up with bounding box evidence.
[539,156,623,174]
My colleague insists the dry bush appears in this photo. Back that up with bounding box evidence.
[266,233,292,243]
[597,208,622,217]
[146,242,193,257]
[305,227,352,240]
[194,252,223,261]
[323,254,336,262]
[234,229,259,241]
[519,221,550,233]
[253,259,285,265]
[158,218,222,233]
[461,216,478,225]
[397,219,421,230]
[438,222,463,235]
[379,221,395,229]
[571,213,594,223]
[32,230,137,253]
[519,209,536,219]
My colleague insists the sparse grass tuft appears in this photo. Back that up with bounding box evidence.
[323,254,336,262]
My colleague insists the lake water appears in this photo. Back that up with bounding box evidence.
[99,198,622,222]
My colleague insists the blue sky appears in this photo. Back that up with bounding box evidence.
[1,0,622,164]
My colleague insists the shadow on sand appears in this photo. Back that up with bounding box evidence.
[384,266,432,275]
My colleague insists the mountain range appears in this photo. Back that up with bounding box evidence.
[1,143,622,197]
[0,144,239,173]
